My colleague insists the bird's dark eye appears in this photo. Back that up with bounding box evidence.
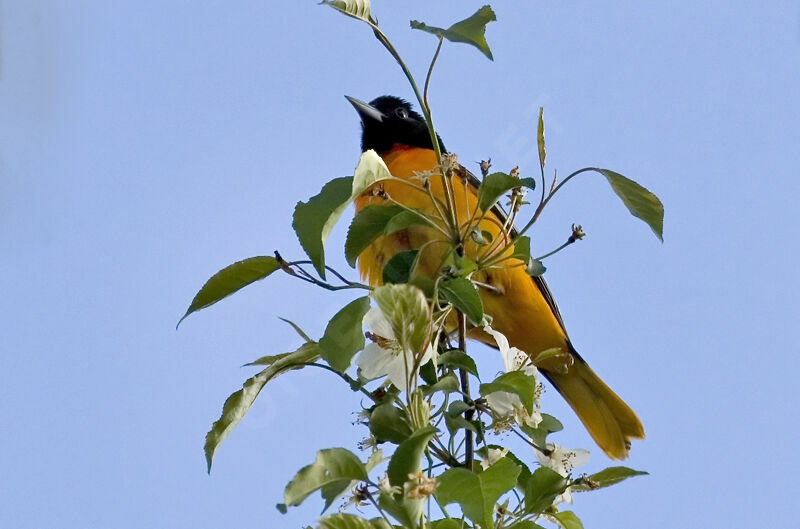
[395,107,409,119]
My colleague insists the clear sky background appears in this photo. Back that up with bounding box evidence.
[2,1,799,528]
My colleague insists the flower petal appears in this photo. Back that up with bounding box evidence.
[357,343,396,380]
[363,306,395,339]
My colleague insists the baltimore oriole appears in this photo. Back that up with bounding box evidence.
[346,95,644,459]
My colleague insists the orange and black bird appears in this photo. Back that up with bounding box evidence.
[346,95,645,459]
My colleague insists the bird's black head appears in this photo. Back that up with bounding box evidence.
[346,95,446,154]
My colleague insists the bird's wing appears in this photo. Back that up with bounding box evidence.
[455,164,569,336]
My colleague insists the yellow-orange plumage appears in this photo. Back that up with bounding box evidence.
[355,145,644,459]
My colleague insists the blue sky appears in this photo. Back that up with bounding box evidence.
[2,1,799,527]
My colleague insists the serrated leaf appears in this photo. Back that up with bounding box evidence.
[477,446,532,491]
[444,415,478,436]
[436,457,520,528]
[552,511,584,529]
[294,177,354,280]
[387,426,437,487]
[537,107,546,172]
[178,256,279,327]
[369,403,412,444]
[317,513,378,529]
[523,466,568,514]
[295,150,393,278]
[595,168,664,241]
[382,250,419,285]
[439,278,484,325]
[320,0,371,22]
[320,450,384,514]
[447,401,472,417]
[319,297,371,372]
[411,5,497,61]
[520,413,563,447]
[284,448,367,509]
[421,372,460,397]
[480,371,538,413]
[205,342,320,472]
[477,172,536,213]
[439,350,478,377]
[571,466,648,492]
[345,205,404,267]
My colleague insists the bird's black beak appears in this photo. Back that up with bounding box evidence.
[345,95,385,124]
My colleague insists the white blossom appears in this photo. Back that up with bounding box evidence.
[357,307,432,391]
[535,444,590,505]
[480,447,509,470]
[482,325,542,428]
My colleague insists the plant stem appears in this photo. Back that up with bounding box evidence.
[366,22,459,240]
[305,363,376,401]
[517,167,598,237]
[535,238,575,261]
[457,312,474,468]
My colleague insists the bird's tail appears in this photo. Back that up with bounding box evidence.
[542,350,645,460]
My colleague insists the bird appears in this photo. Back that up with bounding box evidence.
[346,94,644,459]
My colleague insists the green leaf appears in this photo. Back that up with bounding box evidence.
[319,297,371,372]
[320,0,371,22]
[369,403,412,444]
[411,5,498,61]
[243,352,291,367]
[377,492,419,529]
[382,250,419,284]
[477,446,532,491]
[439,278,484,325]
[430,520,469,529]
[372,284,431,355]
[294,150,394,278]
[384,209,431,236]
[537,107,546,173]
[447,401,472,417]
[205,343,320,472]
[571,466,648,492]
[595,168,664,241]
[508,522,545,529]
[178,256,279,327]
[345,205,404,267]
[436,457,520,528]
[283,448,367,510]
[520,413,563,447]
[293,177,354,279]
[438,350,478,377]
[421,372,460,397]
[476,172,536,213]
[552,511,584,529]
[317,513,379,529]
[319,450,384,514]
[523,466,568,514]
[387,425,437,487]
[278,317,313,343]
[512,236,531,261]
[480,371,538,413]
[444,414,478,436]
